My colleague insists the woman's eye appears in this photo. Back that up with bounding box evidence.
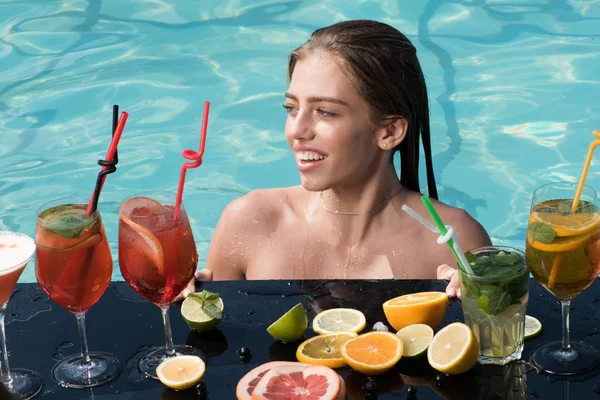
[282,104,297,114]
[317,108,336,118]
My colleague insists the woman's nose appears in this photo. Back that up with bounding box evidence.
[286,109,315,141]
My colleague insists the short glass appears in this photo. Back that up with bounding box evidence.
[459,246,529,365]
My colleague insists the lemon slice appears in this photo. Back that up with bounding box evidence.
[312,308,366,335]
[524,315,542,340]
[267,303,308,343]
[296,332,358,368]
[156,355,206,390]
[395,324,434,358]
[427,322,479,375]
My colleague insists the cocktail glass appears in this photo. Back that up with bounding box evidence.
[0,231,43,399]
[35,198,121,388]
[118,191,198,378]
[459,246,529,365]
[525,181,600,375]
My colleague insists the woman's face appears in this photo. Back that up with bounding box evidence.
[285,51,383,192]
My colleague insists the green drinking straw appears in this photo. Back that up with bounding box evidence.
[420,195,473,274]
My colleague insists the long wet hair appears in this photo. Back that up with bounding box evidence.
[288,20,438,199]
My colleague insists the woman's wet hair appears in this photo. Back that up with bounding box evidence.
[288,19,438,199]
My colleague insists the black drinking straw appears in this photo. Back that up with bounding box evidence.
[90,105,120,214]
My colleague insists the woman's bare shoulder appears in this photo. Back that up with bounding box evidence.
[401,191,492,251]
[221,186,303,232]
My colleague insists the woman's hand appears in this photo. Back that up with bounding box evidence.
[437,264,460,298]
[174,269,214,302]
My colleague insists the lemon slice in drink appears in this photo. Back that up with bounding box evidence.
[120,197,165,275]
[267,303,308,343]
[427,322,479,375]
[312,308,366,335]
[181,295,224,333]
[156,355,205,390]
[395,324,434,358]
[524,315,542,340]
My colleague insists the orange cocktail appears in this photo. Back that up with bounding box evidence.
[118,191,198,378]
[525,182,600,375]
[36,204,113,312]
[0,231,43,399]
[35,198,121,388]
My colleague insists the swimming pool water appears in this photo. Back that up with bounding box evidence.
[1,0,599,283]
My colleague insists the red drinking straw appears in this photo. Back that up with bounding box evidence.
[173,101,210,221]
[86,111,129,215]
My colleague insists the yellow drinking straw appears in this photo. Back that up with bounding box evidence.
[548,130,600,289]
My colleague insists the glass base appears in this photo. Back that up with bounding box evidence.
[139,345,200,379]
[52,352,121,389]
[531,341,600,375]
[6,369,43,399]
[479,348,523,366]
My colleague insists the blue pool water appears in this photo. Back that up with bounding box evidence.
[1,1,599,283]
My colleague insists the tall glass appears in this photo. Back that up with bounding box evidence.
[0,231,43,399]
[35,198,121,388]
[525,182,600,375]
[459,246,529,365]
[118,191,198,378]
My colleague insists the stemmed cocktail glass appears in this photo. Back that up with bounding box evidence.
[118,190,199,378]
[35,198,121,388]
[525,182,600,375]
[0,231,43,399]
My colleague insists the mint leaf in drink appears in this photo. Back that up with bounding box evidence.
[529,222,556,244]
[478,285,512,315]
[576,200,597,214]
[202,303,223,319]
[45,208,96,239]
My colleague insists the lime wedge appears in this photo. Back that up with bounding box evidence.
[395,324,434,358]
[267,303,308,343]
[181,296,224,333]
[524,315,542,340]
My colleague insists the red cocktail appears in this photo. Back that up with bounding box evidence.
[36,198,121,388]
[118,191,198,378]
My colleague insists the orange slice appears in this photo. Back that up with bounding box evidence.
[296,332,358,368]
[340,331,403,375]
[382,292,447,331]
[529,212,600,237]
[120,197,165,275]
[526,231,595,253]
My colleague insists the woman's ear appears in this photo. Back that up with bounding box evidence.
[376,117,407,151]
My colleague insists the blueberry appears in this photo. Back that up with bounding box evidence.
[407,385,417,396]
[196,381,206,394]
[364,380,377,393]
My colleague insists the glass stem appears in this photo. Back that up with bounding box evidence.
[75,313,92,365]
[161,306,175,357]
[561,301,571,351]
[0,308,13,387]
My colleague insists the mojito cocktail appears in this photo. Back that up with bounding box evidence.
[459,246,529,365]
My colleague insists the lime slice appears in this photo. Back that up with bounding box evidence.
[395,324,434,358]
[181,296,224,333]
[267,303,308,343]
[524,315,542,340]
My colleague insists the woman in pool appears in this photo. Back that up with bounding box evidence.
[183,19,489,298]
